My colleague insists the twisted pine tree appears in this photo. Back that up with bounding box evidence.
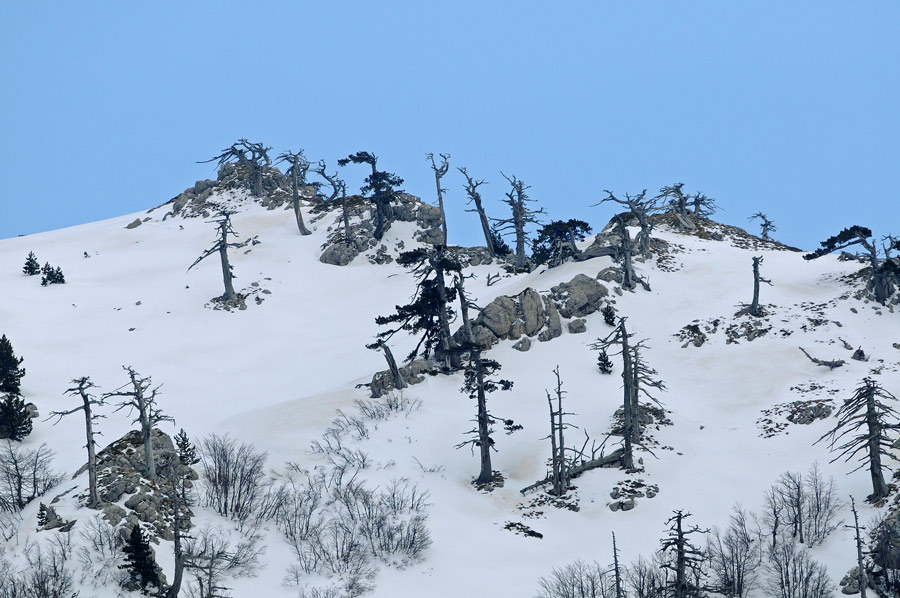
[0,394,32,441]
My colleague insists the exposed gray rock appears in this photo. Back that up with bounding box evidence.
[480,296,518,339]
[25,402,38,418]
[370,359,440,398]
[512,337,532,352]
[550,274,608,318]
[125,218,142,229]
[519,288,546,336]
[596,267,624,285]
[319,241,361,266]
[538,297,562,342]
[568,319,587,334]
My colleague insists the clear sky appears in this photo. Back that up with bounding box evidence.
[1,2,898,250]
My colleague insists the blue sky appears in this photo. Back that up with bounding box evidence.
[1,2,898,250]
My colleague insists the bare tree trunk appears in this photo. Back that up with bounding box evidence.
[340,184,351,242]
[513,202,527,269]
[456,276,474,341]
[218,239,235,301]
[620,320,635,470]
[475,200,496,257]
[750,257,762,316]
[428,153,449,245]
[167,485,185,598]
[82,400,99,508]
[432,247,455,370]
[290,167,311,236]
[548,392,560,494]
[850,496,868,598]
[474,353,493,485]
[867,388,889,501]
[617,217,638,291]
[612,532,625,598]
[381,344,406,390]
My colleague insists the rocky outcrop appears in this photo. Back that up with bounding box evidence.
[319,194,445,266]
[548,274,608,318]
[74,429,198,541]
[452,287,563,349]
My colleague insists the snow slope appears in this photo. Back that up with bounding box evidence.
[1,194,897,597]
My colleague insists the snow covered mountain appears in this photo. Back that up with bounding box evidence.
[1,183,897,598]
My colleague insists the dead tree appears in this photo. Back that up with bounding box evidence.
[849,496,868,598]
[313,160,351,241]
[595,190,660,255]
[199,139,271,197]
[614,216,651,291]
[276,150,312,235]
[657,183,696,231]
[798,347,846,370]
[749,212,776,241]
[591,319,664,470]
[612,532,625,598]
[660,510,708,598]
[815,377,899,502]
[545,366,575,496]
[458,167,495,257]
[805,225,899,305]
[188,212,245,302]
[739,256,772,317]
[427,153,450,245]
[48,377,105,508]
[691,192,718,218]
[163,430,199,598]
[338,151,402,241]
[493,173,545,270]
[104,367,173,481]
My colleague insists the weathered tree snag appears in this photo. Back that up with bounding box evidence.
[749,212,777,240]
[520,449,624,494]
[805,225,898,305]
[104,366,173,481]
[614,216,651,291]
[849,496,868,598]
[596,190,660,256]
[277,150,312,235]
[49,377,105,508]
[338,151,401,241]
[741,255,772,317]
[459,167,496,257]
[199,139,271,197]
[427,153,450,245]
[188,213,246,302]
[379,342,406,390]
[493,172,545,270]
[313,161,351,241]
[799,347,846,370]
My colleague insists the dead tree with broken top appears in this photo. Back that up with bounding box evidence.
[49,377,105,508]
[459,167,495,257]
[104,367,173,481]
[427,153,450,245]
[493,173,545,270]
[739,256,772,317]
[312,160,351,242]
[614,215,651,291]
[749,212,776,241]
[188,212,245,302]
[276,150,312,235]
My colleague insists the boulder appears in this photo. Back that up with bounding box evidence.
[125,218,142,229]
[512,337,532,352]
[550,274,608,318]
[319,242,359,266]
[568,319,587,334]
[519,288,546,336]
[538,298,562,342]
[480,296,518,338]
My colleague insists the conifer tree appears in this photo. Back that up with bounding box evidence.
[36,502,49,527]
[597,350,614,375]
[602,304,617,326]
[0,393,32,441]
[338,151,403,241]
[0,335,25,395]
[22,251,40,275]
[531,219,592,267]
[121,524,163,594]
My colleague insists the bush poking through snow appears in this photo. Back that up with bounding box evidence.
[535,559,615,598]
[765,542,833,598]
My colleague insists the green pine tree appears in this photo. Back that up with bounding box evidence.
[0,335,25,395]
[23,252,40,276]
[597,349,614,374]
[602,304,617,326]
[120,525,162,594]
[0,394,33,441]
[175,428,199,465]
[36,502,48,527]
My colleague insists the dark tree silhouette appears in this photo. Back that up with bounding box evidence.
[739,256,772,317]
[22,252,40,276]
[0,394,32,441]
[531,219,592,267]
[338,151,403,241]
[816,377,899,502]
[749,212,776,241]
[370,247,461,369]
[188,212,246,302]
[313,160,351,241]
[804,225,899,305]
[458,167,496,257]
[493,173,545,270]
[199,139,272,197]
[276,150,312,235]
[0,335,25,396]
[656,183,717,232]
[121,524,163,594]
[613,215,650,292]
